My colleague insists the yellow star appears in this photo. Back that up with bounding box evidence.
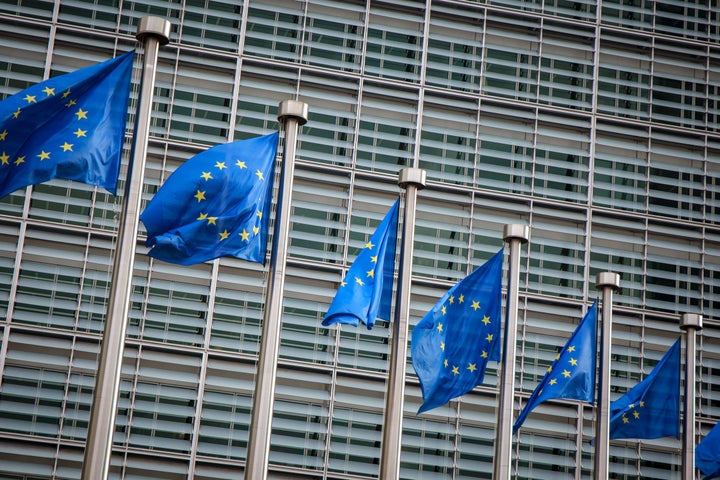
[73,128,87,138]
[60,142,73,152]
[207,217,217,225]
[365,241,374,249]
[0,152,8,165]
[458,294,464,303]
[451,366,459,375]
[355,277,364,286]
[201,171,213,181]
[639,401,645,407]
[65,99,77,107]
[569,358,578,366]
[567,346,576,353]
[622,415,629,424]
[240,229,250,241]
[441,305,447,315]
[75,108,88,120]
[449,295,455,304]
[194,190,206,202]
[219,230,230,240]
[440,342,445,351]
[482,315,491,325]
[255,211,262,220]
[370,255,378,263]
[62,89,71,98]
[255,169,264,180]
[555,354,561,360]
[37,150,51,161]
[562,369,571,378]
[197,212,208,221]
[628,403,635,409]
[633,411,640,419]
[340,280,347,287]
[486,333,493,342]
[444,359,449,367]
[215,161,226,170]
[253,226,259,235]
[436,323,443,333]
[0,130,6,140]
[236,160,246,169]
[24,94,36,103]
[14,156,25,165]
[471,300,480,310]
[365,268,375,278]
[481,350,488,358]
[13,108,21,118]
[42,86,55,96]
[549,378,557,385]
[467,363,477,372]
[547,365,553,373]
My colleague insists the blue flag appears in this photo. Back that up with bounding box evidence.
[322,200,398,330]
[513,301,597,433]
[411,249,503,414]
[0,51,133,199]
[140,132,279,266]
[609,338,680,440]
[697,421,720,479]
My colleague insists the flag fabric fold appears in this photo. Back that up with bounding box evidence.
[322,200,399,330]
[609,338,680,440]
[411,249,504,414]
[140,132,279,266]
[0,51,134,199]
[513,301,597,434]
[697,421,720,479]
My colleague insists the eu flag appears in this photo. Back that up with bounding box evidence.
[513,301,597,433]
[697,421,720,479]
[322,200,398,330]
[140,132,279,266]
[0,51,133,199]
[411,249,503,414]
[609,338,680,440]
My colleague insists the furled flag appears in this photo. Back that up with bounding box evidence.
[412,249,503,414]
[609,338,680,440]
[513,301,597,433]
[140,132,279,266]
[0,51,133,199]
[322,200,399,330]
[697,420,720,479]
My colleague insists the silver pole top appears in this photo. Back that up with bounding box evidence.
[398,168,427,190]
[136,16,171,45]
[596,271,620,291]
[278,100,309,125]
[680,313,703,331]
[503,224,529,243]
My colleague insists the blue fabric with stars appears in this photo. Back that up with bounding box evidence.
[609,338,680,440]
[322,199,399,330]
[513,301,597,433]
[411,248,503,414]
[140,132,278,266]
[0,51,133,199]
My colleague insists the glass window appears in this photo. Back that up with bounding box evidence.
[58,0,120,31]
[244,0,303,63]
[180,0,242,52]
[601,0,654,31]
[654,0,709,40]
[303,0,365,72]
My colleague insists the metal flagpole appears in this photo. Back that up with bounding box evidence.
[493,224,529,480]
[680,313,703,480]
[378,167,426,480]
[244,100,308,480]
[81,16,170,480]
[593,271,620,480]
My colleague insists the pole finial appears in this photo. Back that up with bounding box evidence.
[680,313,703,331]
[503,224,529,243]
[136,16,171,45]
[278,100,309,126]
[398,168,426,190]
[596,272,620,292]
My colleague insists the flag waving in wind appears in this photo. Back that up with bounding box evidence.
[513,301,597,433]
[697,421,720,479]
[609,338,680,440]
[412,249,503,414]
[140,132,279,266]
[0,51,134,199]
[322,200,399,330]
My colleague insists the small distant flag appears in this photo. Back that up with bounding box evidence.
[322,200,399,330]
[513,302,597,433]
[412,249,503,414]
[140,132,279,266]
[697,421,720,479]
[609,338,680,440]
[0,51,134,198]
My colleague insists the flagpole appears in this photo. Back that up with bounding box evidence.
[593,271,620,480]
[244,100,308,480]
[493,224,529,480]
[81,17,170,480]
[680,313,703,480]
[378,167,426,480]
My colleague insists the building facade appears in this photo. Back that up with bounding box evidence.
[0,0,718,478]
